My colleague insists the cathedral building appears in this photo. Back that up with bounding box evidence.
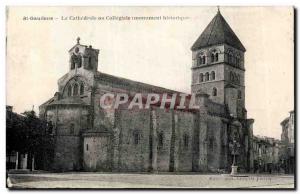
[39,10,254,172]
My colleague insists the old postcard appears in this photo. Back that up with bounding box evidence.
[6,6,295,189]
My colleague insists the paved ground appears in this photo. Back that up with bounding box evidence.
[7,172,295,189]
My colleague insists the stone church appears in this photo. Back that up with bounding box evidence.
[39,10,255,172]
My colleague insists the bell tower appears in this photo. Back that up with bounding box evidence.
[69,37,99,72]
[191,10,246,119]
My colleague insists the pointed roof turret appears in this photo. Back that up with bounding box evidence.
[191,10,246,52]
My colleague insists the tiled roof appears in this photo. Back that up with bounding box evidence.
[95,71,184,95]
[191,11,246,52]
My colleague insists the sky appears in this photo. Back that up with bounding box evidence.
[6,6,294,139]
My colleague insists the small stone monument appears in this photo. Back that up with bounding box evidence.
[229,132,240,176]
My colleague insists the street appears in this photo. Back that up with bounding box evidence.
[7,172,295,189]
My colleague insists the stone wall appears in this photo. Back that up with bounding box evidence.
[154,109,172,171]
[193,81,225,104]
[117,108,151,172]
[53,136,81,171]
[174,111,195,172]
[45,105,89,171]
[108,106,197,172]
[206,115,224,171]
[83,134,112,171]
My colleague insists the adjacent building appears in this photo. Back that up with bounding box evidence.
[280,110,295,174]
[252,135,280,173]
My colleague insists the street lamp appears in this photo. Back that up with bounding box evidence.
[232,140,237,165]
[229,138,240,176]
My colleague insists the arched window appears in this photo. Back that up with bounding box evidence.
[234,56,239,66]
[228,53,233,64]
[197,56,201,66]
[183,134,189,147]
[133,131,140,145]
[232,73,239,83]
[70,53,76,70]
[238,90,242,99]
[197,54,206,65]
[77,56,82,68]
[211,71,216,80]
[80,83,84,95]
[47,121,53,134]
[211,53,215,63]
[71,60,75,70]
[199,73,204,82]
[70,123,75,135]
[230,72,234,81]
[67,85,72,96]
[212,87,217,96]
[211,49,219,63]
[202,56,206,64]
[77,62,82,68]
[205,72,210,81]
[209,137,214,150]
[233,56,237,65]
[73,84,78,96]
[158,132,164,148]
[88,56,92,67]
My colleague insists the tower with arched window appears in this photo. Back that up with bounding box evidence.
[69,37,99,72]
[191,9,246,119]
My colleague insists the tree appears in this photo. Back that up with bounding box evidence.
[6,109,54,170]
